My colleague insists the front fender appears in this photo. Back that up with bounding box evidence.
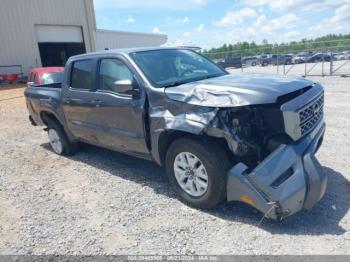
[148,105,219,165]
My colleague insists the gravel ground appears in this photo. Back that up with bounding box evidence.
[0,73,349,255]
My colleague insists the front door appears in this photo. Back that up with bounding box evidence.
[88,57,149,157]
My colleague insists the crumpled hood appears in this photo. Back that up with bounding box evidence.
[164,73,314,107]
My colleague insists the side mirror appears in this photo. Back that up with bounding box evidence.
[113,79,140,98]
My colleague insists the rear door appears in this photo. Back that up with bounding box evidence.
[62,58,99,142]
[87,56,149,157]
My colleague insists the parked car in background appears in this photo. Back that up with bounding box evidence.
[270,54,293,65]
[292,55,305,64]
[307,53,331,63]
[292,52,313,64]
[284,55,293,64]
[334,51,350,60]
[216,57,242,68]
[242,56,258,66]
[28,67,64,86]
[25,47,327,220]
[333,52,343,60]
[258,55,271,66]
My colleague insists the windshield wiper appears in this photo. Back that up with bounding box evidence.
[163,74,224,88]
[200,73,224,80]
[164,81,187,88]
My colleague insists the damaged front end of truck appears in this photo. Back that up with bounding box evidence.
[204,90,326,220]
[150,76,327,220]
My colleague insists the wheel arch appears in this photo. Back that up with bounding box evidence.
[40,111,76,141]
[40,111,62,127]
[155,129,233,167]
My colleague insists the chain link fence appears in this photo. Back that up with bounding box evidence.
[202,39,350,77]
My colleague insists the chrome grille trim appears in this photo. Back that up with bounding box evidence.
[281,84,325,141]
[298,94,324,136]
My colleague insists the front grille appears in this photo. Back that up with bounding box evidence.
[298,94,324,135]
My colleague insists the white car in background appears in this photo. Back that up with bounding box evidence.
[334,51,350,60]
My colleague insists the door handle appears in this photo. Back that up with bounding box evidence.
[64,98,84,104]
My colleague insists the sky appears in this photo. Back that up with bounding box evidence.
[93,0,350,49]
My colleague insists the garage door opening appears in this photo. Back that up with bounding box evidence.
[38,42,86,67]
[35,25,86,67]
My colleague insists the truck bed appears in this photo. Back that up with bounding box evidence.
[28,82,62,89]
[24,85,63,126]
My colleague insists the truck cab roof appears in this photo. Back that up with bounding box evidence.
[69,47,188,60]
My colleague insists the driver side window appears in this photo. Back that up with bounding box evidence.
[98,58,133,92]
[174,55,208,77]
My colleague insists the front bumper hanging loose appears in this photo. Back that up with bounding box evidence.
[227,122,327,220]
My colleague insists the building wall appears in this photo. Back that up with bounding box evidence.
[95,30,167,51]
[83,0,167,50]
[0,0,167,77]
[0,0,94,75]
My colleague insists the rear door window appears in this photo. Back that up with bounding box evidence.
[71,60,93,90]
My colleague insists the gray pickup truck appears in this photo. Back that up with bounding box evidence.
[25,47,327,220]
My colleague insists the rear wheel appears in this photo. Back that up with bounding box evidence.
[165,138,230,209]
[47,121,78,156]
[48,128,64,154]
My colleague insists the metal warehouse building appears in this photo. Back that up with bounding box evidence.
[0,0,168,77]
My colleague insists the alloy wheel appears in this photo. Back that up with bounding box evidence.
[173,152,209,197]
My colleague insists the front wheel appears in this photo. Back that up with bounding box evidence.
[165,138,229,209]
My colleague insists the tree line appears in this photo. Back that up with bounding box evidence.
[202,34,350,59]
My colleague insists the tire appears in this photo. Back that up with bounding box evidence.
[47,120,78,156]
[165,138,230,209]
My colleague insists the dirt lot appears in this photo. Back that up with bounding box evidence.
[0,74,350,255]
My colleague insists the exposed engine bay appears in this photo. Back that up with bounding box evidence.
[205,105,292,169]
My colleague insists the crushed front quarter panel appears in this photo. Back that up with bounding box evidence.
[147,89,253,163]
[146,90,220,164]
[149,104,219,135]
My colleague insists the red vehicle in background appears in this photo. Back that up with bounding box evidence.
[28,67,64,86]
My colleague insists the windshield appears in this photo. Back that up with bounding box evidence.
[130,49,226,87]
[40,72,63,85]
